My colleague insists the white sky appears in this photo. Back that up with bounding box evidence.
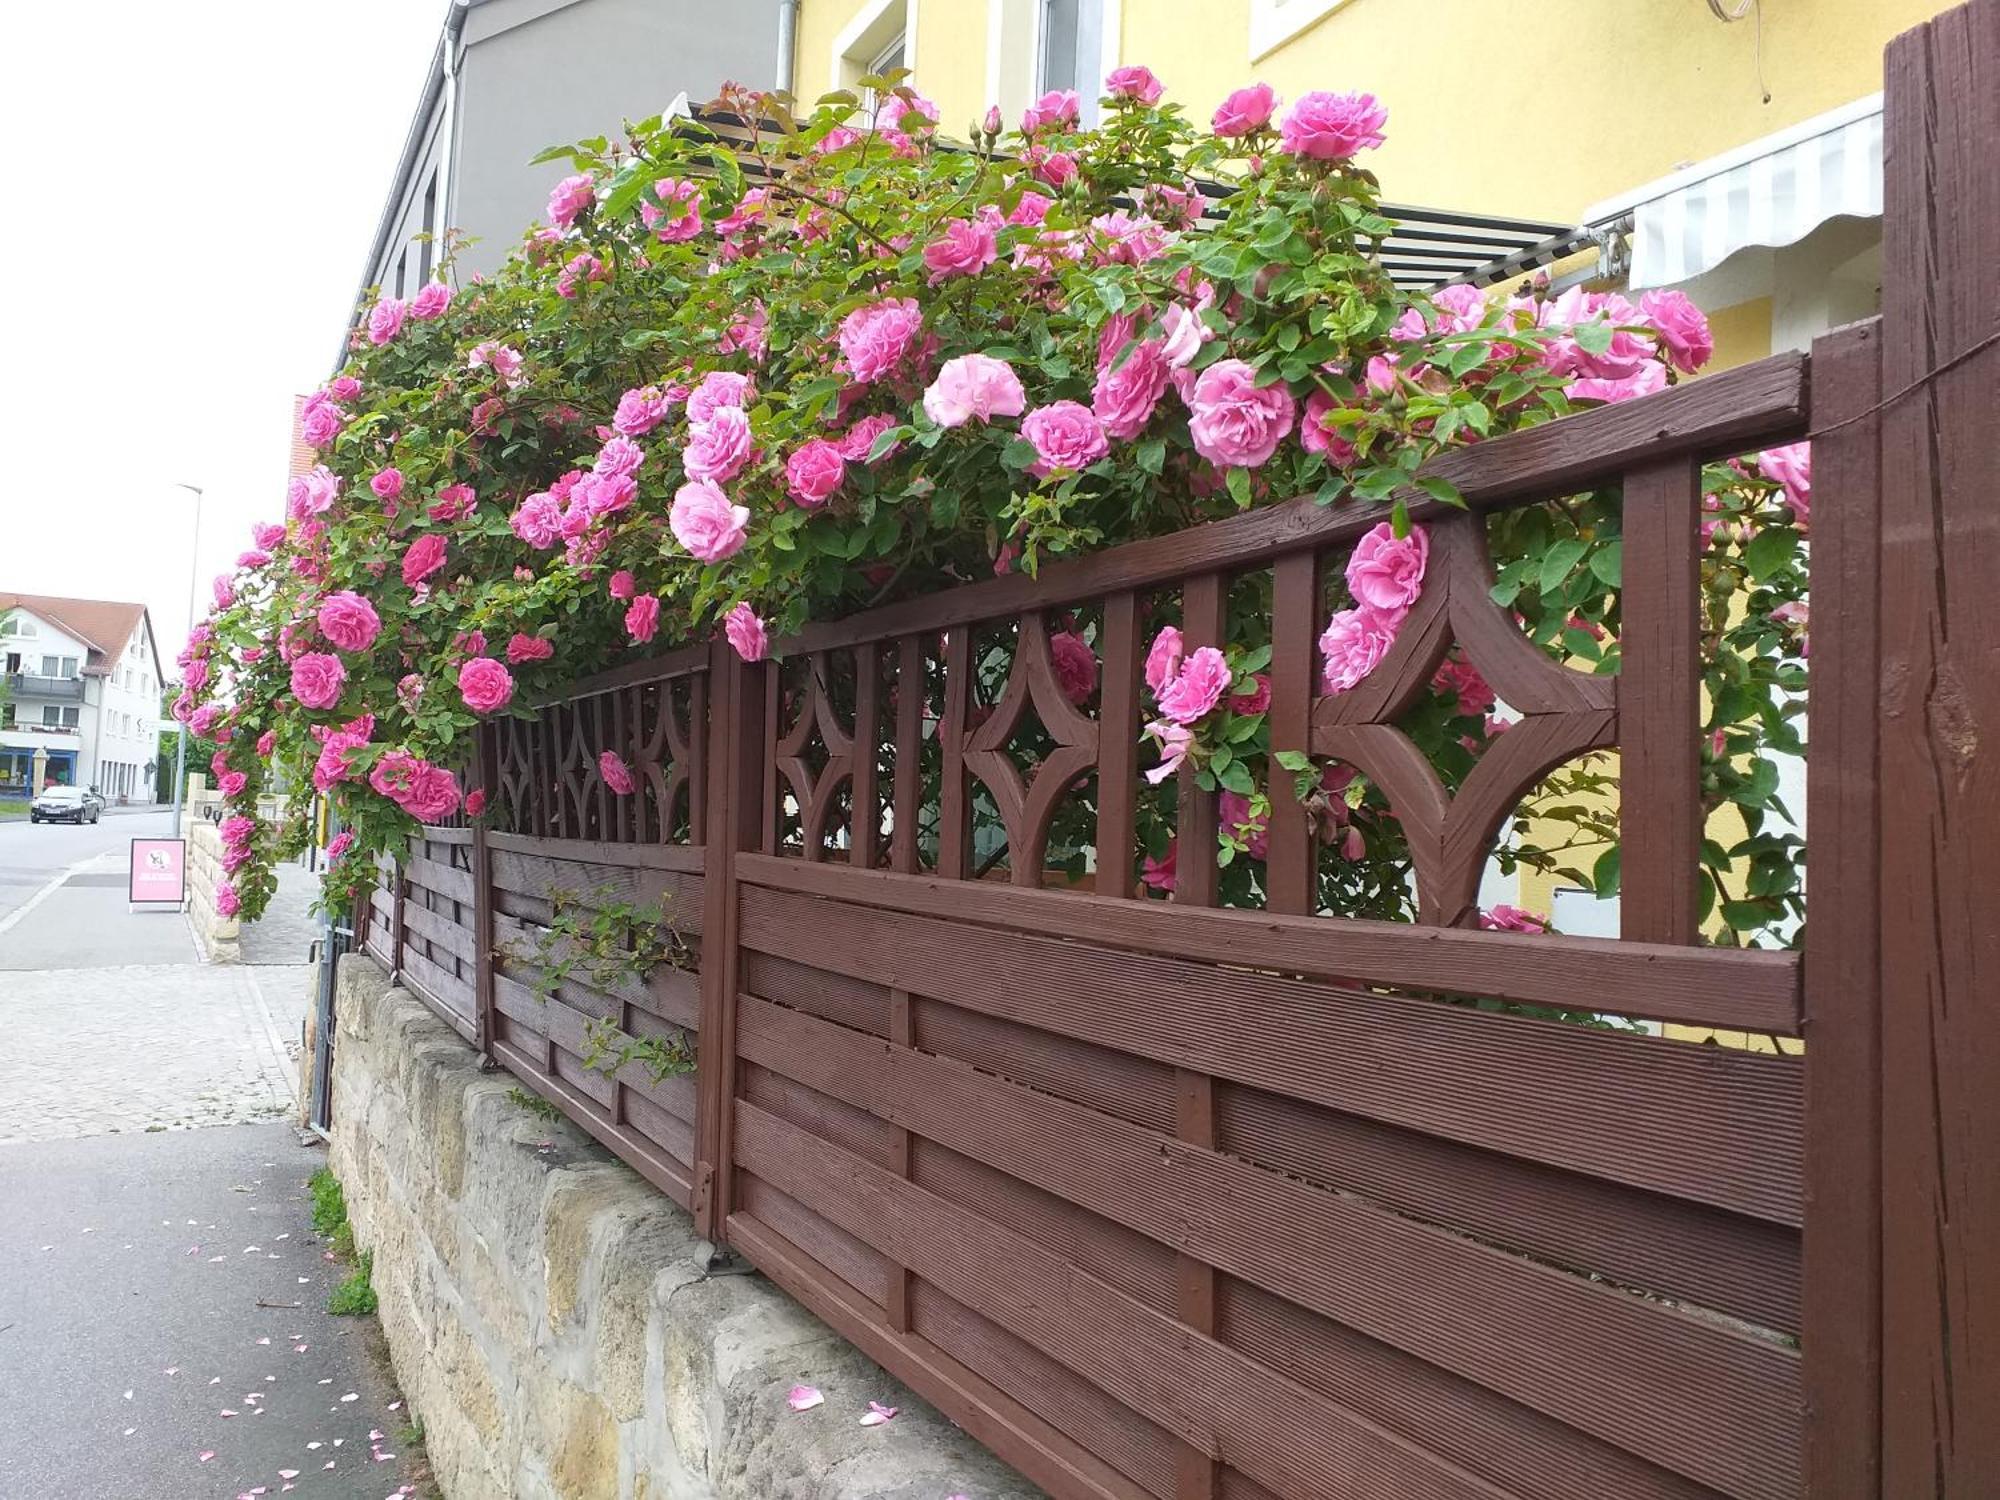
[0,0,444,671]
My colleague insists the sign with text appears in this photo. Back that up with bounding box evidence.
[129,838,187,906]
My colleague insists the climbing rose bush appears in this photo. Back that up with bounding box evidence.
[181,67,1807,945]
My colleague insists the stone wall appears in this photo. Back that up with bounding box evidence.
[185,819,240,963]
[328,954,1041,1500]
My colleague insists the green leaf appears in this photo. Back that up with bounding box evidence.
[1743,527,1798,580]
[1274,750,1314,773]
[1225,466,1253,509]
[1217,761,1255,794]
[1134,437,1166,476]
[1588,541,1623,588]
[1414,475,1463,509]
[1593,846,1621,898]
[1537,537,1588,595]
[1571,320,1614,355]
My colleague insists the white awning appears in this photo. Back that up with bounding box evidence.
[1586,94,1883,290]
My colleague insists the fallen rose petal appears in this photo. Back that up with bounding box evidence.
[369,1430,384,1442]
[279,1472,299,1482]
[324,1460,337,1470]
[859,1401,900,1426]
[307,1442,322,1450]
[387,1401,402,1411]
[220,1409,238,1418]
[123,1428,135,1437]
[786,1384,824,1411]
[123,1391,133,1401]
[341,1392,359,1402]
[199,1451,216,1462]
[165,1367,179,1375]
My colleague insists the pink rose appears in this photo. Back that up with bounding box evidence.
[252,521,286,550]
[922,218,999,284]
[300,397,344,448]
[238,546,272,568]
[1278,91,1387,160]
[289,652,346,711]
[511,493,562,548]
[599,751,636,796]
[1092,338,1173,440]
[1022,401,1108,476]
[640,177,703,242]
[1219,790,1270,860]
[1021,89,1081,132]
[317,591,381,653]
[1105,65,1164,105]
[217,771,248,799]
[1187,358,1295,469]
[1480,905,1549,934]
[1143,720,1193,784]
[922,354,1025,428]
[785,439,846,508]
[212,576,235,610]
[613,385,672,437]
[1300,389,1358,466]
[313,730,367,792]
[401,533,447,588]
[1227,673,1272,715]
[325,831,355,861]
[370,468,404,501]
[1089,210,1169,267]
[215,882,241,918]
[467,342,524,388]
[1345,522,1429,614]
[625,594,661,644]
[594,435,645,478]
[1157,303,1210,369]
[1156,645,1230,724]
[685,370,752,426]
[506,633,555,664]
[1048,630,1098,705]
[256,730,275,757]
[1141,840,1177,891]
[607,570,637,602]
[366,297,405,345]
[1433,657,1496,717]
[409,281,452,320]
[1144,626,1184,696]
[1213,83,1277,137]
[1029,150,1078,188]
[1007,192,1054,227]
[1319,606,1400,694]
[839,413,900,464]
[219,814,256,847]
[1758,442,1812,527]
[837,299,923,385]
[682,406,753,483]
[1566,361,1668,406]
[457,657,514,714]
[401,763,462,822]
[547,172,594,227]
[289,466,340,518]
[1637,289,1713,374]
[465,789,489,818]
[723,602,768,662]
[670,480,751,563]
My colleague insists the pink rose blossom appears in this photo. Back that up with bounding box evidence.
[289,466,340,518]
[922,218,999,284]
[641,177,703,241]
[401,533,447,588]
[599,751,636,796]
[670,480,751,563]
[1480,904,1549,934]
[546,172,595,227]
[1007,192,1054,227]
[409,281,452,320]
[429,483,477,522]
[317,591,381,652]
[366,297,406,345]
[325,831,355,861]
[723,602,769,662]
[683,406,754,483]
[1143,720,1193,784]
[837,299,923,385]
[1227,673,1272,715]
[1140,840,1177,891]
[1566,361,1668,405]
[1048,630,1098,705]
[252,521,286,550]
[1157,303,1210,369]
[217,771,248,799]
[1758,442,1812,527]
[686,370,752,426]
[1433,657,1496,717]
[457,657,514,714]
[370,468,404,501]
[1213,83,1277,137]
[1030,149,1078,188]
[313,729,368,792]
[219,814,256,847]
[922,354,1025,428]
[215,882,241,917]
[1278,90,1387,160]
[212,575,235,610]
[1088,210,1170,266]
[1319,606,1401,694]
[839,414,900,464]
[256,730,275,757]
[1104,65,1164,105]
[556,252,608,298]
[1345,522,1429,613]
[593,435,645,479]
[613,385,673,437]
[1156,646,1230,724]
[1187,358,1296,469]
[300,395,344,448]
[467,342,524,387]
[785,439,846,508]
[877,90,939,133]
[1300,389,1359,466]
[1021,89,1081,132]
[511,492,563,548]
[625,594,661,644]
[1092,338,1173,440]
[397,673,425,712]
[607,571,637,602]
[506,633,555,664]
[1144,626,1184,696]
[330,375,361,402]
[402,763,462,822]
[289,652,346,710]
[465,788,489,818]
[576,470,636,517]
[1638,289,1714,374]
[1022,401,1108,476]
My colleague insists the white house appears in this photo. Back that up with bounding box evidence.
[0,593,164,803]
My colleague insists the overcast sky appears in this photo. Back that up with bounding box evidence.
[0,1,444,670]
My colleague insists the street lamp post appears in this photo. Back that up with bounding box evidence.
[169,482,204,838]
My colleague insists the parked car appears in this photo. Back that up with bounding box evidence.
[30,785,103,824]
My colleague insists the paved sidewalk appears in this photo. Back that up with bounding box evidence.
[242,860,324,968]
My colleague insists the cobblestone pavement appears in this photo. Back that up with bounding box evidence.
[241,859,325,967]
[0,962,311,1144]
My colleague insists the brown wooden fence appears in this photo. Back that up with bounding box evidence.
[350,8,2000,1494]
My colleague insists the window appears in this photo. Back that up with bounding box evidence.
[41,705,78,728]
[1249,0,1353,60]
[394,249,408,299]
[1037,0,1106,115]
[833,0,913,94]
[37,654,74,678]
[0,616,34,638]
[420,172,438,284]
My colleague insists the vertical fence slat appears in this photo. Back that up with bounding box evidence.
[885,986,915,1331]
[688,672,709,846]
[1877,6,2000,1492]
[472,724,497,1063]
[1803,317,1884,1499]
[891,636,923,875]
[761,665,780,857]
[1618,455,1703,945]
[1267,552,1319,916]
[1175,574,1226,908]
[1095,591,1141,900]
[938,627,972,880]
[851,644,880,869]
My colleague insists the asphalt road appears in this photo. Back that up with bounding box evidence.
[0,807,176,927]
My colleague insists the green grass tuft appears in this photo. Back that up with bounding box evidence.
[328,1249,378,1316]
[309,1166,348,1236]
[506,1086,563,1123]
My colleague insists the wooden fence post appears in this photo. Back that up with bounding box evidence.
[1871,4,2000,1492]
[694,642,765,1246]
[389,852,408,985]
[471,724,497,1064]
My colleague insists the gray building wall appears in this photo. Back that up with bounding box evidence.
[359,0,781,308]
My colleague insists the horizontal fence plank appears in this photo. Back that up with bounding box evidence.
[490,911,702,1032]
[483,830,705,873]
[404,853,474,906]
[774,355,1807,657]
[738,886,1804,1225]
[738,856,1800,1034]
[727,1213,1159,1500]
[488,849,705,938]
[413,825,473,847]
[739,995,1800,1495]
[734,1101,1515,1500]
[489,1037,696,1211]
[530,641,711,706]
[401,899,475,965]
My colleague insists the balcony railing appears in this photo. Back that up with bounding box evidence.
[5,672,84,700]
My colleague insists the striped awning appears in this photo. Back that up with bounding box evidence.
[1587,94,1883,290]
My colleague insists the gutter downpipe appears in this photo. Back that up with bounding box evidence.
[776,0,799,95]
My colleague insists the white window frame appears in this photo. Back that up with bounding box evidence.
[833,0,916,92]
[0,616,34,638]
[990,0,1122,128]
[1249,0,1355,61]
